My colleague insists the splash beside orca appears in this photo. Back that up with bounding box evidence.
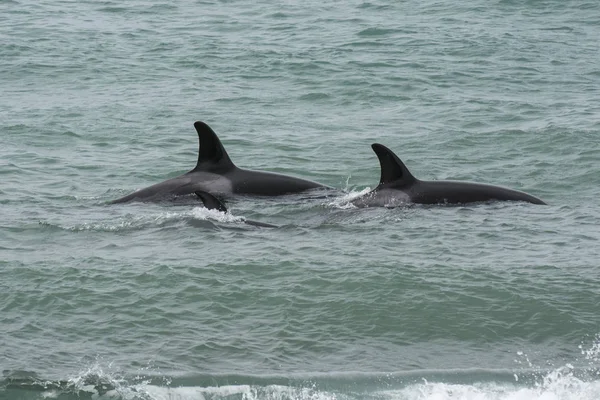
[110,121,329,204]
[351,143,546,207]
[194,190,278,228]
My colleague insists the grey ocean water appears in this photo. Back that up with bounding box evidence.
[2,0,600,398]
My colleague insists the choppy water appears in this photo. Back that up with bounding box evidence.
[2,0,600,399]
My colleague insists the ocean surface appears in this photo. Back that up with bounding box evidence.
[2,0,600,399]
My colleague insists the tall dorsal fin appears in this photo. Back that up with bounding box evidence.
[192,121,236,172]
[371,143,417,186]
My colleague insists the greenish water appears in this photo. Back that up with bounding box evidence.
[1,0,600,399]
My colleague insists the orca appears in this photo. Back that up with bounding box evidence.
[351,144,546,207]
[110,121,330,204]
[194,190,277,228]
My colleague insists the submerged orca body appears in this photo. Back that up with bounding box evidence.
[110,121,328,204]
[194,190,277,228]
[352,144,546,207]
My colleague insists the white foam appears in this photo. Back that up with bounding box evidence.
[135,383,341,400]
[328,187,372,209]
[579,334,600,363]
[379,378,600,400]
[54,373,600,400]
[57,338,600,400]
[188,206,245,224]
[86,377,600,400]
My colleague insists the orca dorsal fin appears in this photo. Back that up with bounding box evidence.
[371,143,417,186]
[192,121,236,172]
[195,190,228,212]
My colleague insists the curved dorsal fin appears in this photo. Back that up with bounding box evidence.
[192,121,235,172]
[371,143,417,186]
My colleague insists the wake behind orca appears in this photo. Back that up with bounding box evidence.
[352,144,546,207]
[110,121,330,204]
